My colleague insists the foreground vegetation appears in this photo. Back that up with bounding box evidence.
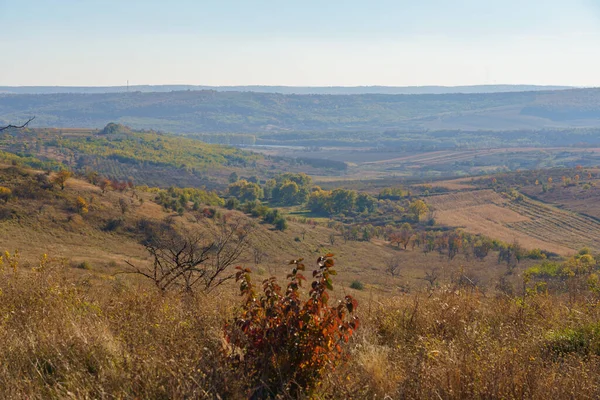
[2,252,600,398]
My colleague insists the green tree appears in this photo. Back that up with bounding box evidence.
[331,189,357,214]
[307,189,332,214]
[228,172,239,183]
[228,180,263,203]
[356,192,377,213]
[279,180,300,205]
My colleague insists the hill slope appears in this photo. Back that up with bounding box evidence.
[2,88,600,135]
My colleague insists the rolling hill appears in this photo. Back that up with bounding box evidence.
[1,88,600,136]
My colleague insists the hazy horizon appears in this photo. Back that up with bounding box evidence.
[1,0,600,87]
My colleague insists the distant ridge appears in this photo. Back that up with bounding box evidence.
[0,84,574,95]
[3,87,600,135]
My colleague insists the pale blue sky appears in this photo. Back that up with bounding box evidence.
[1,0,600,86]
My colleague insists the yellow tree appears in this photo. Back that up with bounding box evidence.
[0,187,12,203]
[75,196,88,214]
[409,199,429,221]
[53,170,72,190]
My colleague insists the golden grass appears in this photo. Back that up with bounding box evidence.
[2,261,600,399]
[417,177,476,190]
[3,165,600,397]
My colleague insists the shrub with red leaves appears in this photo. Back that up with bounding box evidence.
[225,254,359,398]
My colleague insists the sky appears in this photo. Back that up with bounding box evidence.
[1,0,600,87]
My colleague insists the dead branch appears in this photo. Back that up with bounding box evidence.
[123,216,253,293]
[0,117,35,132]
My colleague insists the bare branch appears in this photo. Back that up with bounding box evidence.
[123,217,254,293]
[0,117,35,133]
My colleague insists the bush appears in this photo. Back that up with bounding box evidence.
[263,209,281,224]
[225,255,359,398]
[0,187,12,203]
[527,248,547,260]
[525,261,565,279]
[274,216,287,231]
[103,218,124,232]
[543,323,600,358]
[350,280,364,290]
[0,206,15,221]
[75,261,92,270]
[225,197,239,210]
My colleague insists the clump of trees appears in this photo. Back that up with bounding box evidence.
[240,201,288,231]
[227,179,263,202]
[153,186,224,213]
[308,188,377,215]
[266,173,313,205]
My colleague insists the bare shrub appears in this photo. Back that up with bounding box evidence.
[125,217,253,293]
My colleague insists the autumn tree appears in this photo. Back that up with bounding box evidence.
[447,232,463,260]
[97,178,111,194]
[85,170,99,185]
[228,171,239,183]
[270,173,312,206]
[421,268,440,287]
[75,196,88,214]
[398,222,413,250]
[409,199,429,221]
[355,192,377,213]
[307,189,332,215]
[0,187,12,203]
[52,170,72,190]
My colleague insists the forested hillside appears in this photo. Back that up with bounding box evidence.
[1,88,600,135]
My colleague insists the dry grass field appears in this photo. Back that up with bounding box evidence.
[426,189,600,255]
[2,165,600,398]
[418,177,477,190]
[0,166,519,295]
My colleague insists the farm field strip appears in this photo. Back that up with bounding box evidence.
[505,199,600,250]
[363,147,600,167]
[426,190,600,254]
